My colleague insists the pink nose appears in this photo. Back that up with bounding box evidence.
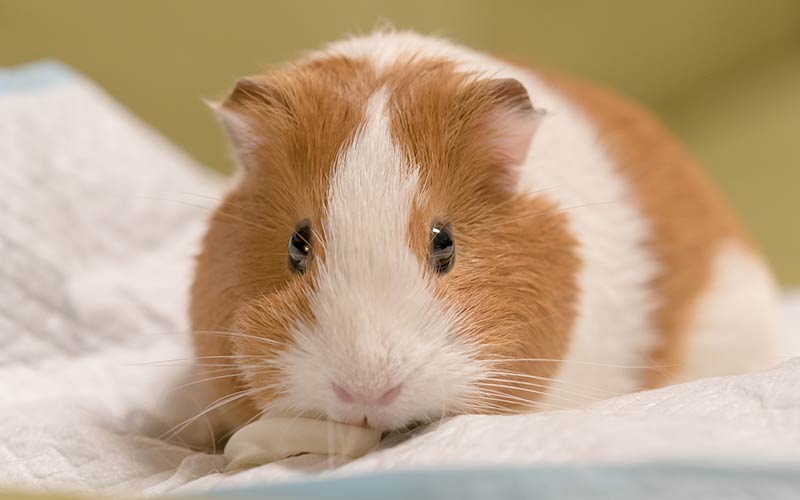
[332,383,402,406]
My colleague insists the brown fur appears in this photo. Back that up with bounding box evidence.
[534,68,752,386]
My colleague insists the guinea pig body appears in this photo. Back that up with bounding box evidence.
[190,31,786,437]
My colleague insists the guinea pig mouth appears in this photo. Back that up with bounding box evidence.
[378,419,431,446]
[330,415,428,436]
[387,419,428,436]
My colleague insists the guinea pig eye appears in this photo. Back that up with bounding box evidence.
[288,222,312,274]
[430,222,455,274]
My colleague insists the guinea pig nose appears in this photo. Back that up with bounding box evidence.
[377,384,402,406]
[332,383,355,403]
[331,383,403,406]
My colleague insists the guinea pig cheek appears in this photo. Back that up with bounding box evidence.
[230,286,314,414]
[409,191,580,414]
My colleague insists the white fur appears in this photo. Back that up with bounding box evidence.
[329,31,661,404]
[270,89,484,429]
[513,77,662,404]
[678,242,791,382]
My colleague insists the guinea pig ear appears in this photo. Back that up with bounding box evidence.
[208,76,281,169]
[479,78,541,168]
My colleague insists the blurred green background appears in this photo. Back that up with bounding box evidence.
[1,0,798,284]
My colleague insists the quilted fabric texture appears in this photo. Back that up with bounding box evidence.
[0,63,226,493]
[0,63,799,497]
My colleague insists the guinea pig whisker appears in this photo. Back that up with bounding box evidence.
[160,372,248,396]
[139,362,259,369]
[309,227,328,253]
[483,357,672,370]
[136,195,279,235]
[488,371,621,396]
[159,386,272,443]
[487,200,620,231]
[156,191,269,225]
[477,389,539,407]
[468,183,568,222]
[482,374,553,391]
[484,377,608,404]
[485,392,568,411]
[479,381,587,406]
[136,354,268,366]
[484,398,562,413]
[483,370,617,398]
[461,401,515,415]
[468,196,518,223]
[186,365,242,374]
[116,329,285,343]
[160,367,245,387]
[478,389,569,411]
[471,395,538,413]
[192,355,271,361]
[156,191,225,203]
[190,330,285,346]
[154,191,327,242]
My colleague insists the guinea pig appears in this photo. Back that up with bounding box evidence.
[189,30,788,440]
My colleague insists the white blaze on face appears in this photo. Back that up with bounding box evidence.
[271,88,483,430]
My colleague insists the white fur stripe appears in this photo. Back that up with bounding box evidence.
[678,242,791,381]
[273,88,483,429]
[321,87,419,286]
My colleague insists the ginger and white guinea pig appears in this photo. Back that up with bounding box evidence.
[189,30,787,438]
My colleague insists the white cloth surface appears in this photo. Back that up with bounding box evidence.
[1,64,799,496]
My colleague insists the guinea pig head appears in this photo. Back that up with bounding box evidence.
[191,57,579,431]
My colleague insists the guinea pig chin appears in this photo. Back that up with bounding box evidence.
[236,287,487,431]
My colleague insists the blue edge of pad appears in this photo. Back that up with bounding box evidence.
[0,60,75,93]
[191,461,800,500]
